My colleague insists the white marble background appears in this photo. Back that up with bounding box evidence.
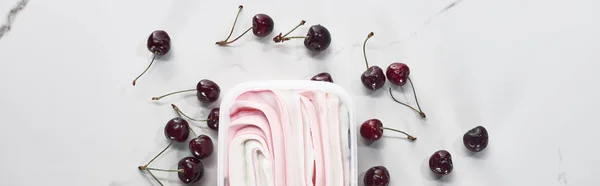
[0,0,599,185]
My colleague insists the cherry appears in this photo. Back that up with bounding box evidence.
[189,134,214,159]
[311,72,333,83]
[206,108,220,130]
[171,104,220,131]
[386,63,409,86]
[360,119,416,141]
[165,117,190,142]
[216,5,274,45]
[360,32,385,91]
[304,25,332,51]
[429,150,453,175]
[132,30,171,86]
[463,126,489,152]
[152,79,221,104]
[178,156,204,183]
[387,63,426,118]
[273,21,332,52]
[364,166,390,186]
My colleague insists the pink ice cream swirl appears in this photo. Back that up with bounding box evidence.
[225,90,350,186]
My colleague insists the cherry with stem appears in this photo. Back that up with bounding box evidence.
[132,30,171,86]
[360,32,386,91]
[216,5,274,46]
[360,119,416,141]
[274,21,332,52]
[152,79,221,104]
[389,84,426,118]
[139,156,204,185]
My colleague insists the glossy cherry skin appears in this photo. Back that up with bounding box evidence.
[360,119,384,141]
[311,72,333,83]
[361,66,386,91]
[304,25,331,52]
[429,150,453,175]
[386,62,410,86]
[147,30,171,55]
[189,135,214,159]
[207,108,220,130]
[178,156,204,183]
[164,117,190,142]
[252,14,274,37]
[196,79,220,103]
[463,126,489,152]
[364,166,390,186]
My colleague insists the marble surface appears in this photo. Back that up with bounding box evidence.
[0,0,599,185]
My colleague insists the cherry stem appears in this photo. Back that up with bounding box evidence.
[152,89,195,100]
[132,53,157,86]
[141,167,184,173]
[389,87,426,118]
[363,32,374,70]
[222,5,244,42]
[382,127,417,141]
[139,140,173,170]
[145,170,164,186]
[171,104,208,122]
[407,77,425,117]
[273,20,306,43]
[216,27,252,46]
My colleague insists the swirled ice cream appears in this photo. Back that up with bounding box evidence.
[225,89,351,186]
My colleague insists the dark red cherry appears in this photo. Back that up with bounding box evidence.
[178,156,204,183]
[252,14,274,37]
[189,135,214,159]
[386,62,410,86]
[164,117,190,142]
[360,119,384,141]
[463,126,489,152]
[147,30,171,56]
[304,25,331,52]
[429,150,453,175]
[360,119,416,141]
[196,79,221,103]
[207,108,220,130]
[311,72,333,83]
[361,66,386,91]
[364,166,390,186]
[133,30,171,86]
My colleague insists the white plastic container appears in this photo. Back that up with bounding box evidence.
[217,80,358,186]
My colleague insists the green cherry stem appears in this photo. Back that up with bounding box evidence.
[139,140,173,170]
[273,20,307,43]
[224,5,243,42]
[381,127,417,141]
[216,27,252,46]
[142,167,184,173]
[363,32,374,70]
[145,170,164,186]
[407,77,425,117]
[132,52,158,86]
[171,104,208,122]
[389,87,426,118]
[151,89,195,100]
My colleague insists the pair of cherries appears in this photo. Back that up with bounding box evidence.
[363,126,489,186]
[428,126,489,176]
[215,5,331,52]
[138,114,216,185]
[361,32,427,118]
